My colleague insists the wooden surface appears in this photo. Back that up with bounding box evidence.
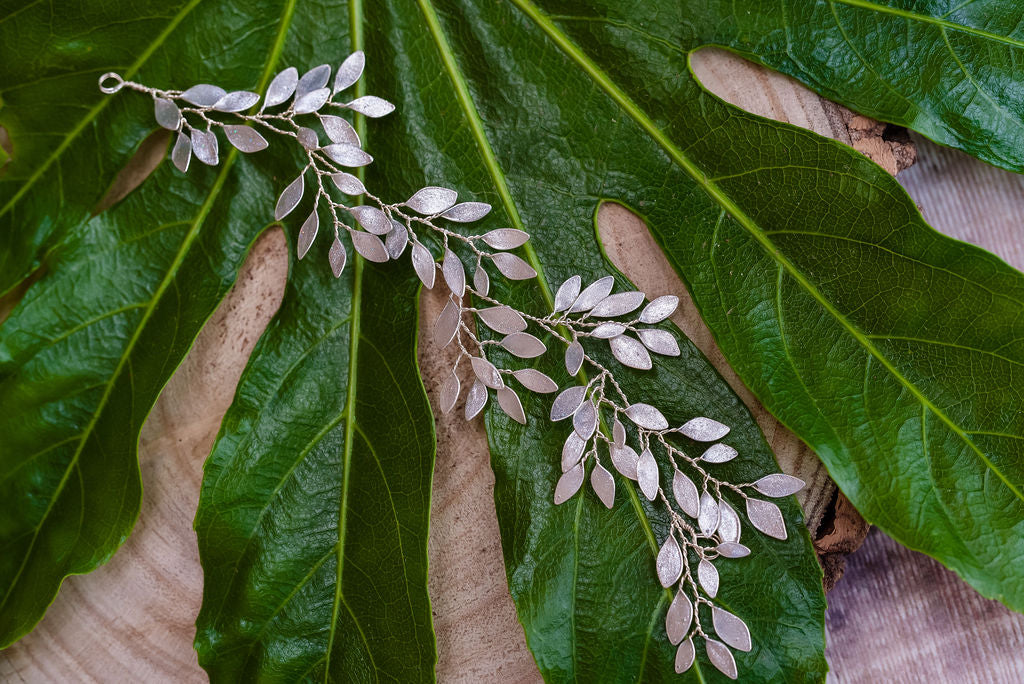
[2,48,1023,682]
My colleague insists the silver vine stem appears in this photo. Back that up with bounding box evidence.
[99,53,804,680]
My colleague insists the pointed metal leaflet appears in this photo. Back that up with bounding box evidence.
[701,443,737,464]
[674,638,695,674]
[705,638,738,680]
[610,444,639,480]
[561,431,586,472]
[181,84,226,106]
[296,64,331,100]
[477,306,527,334]
[263,66,298,109]
[154,98,181,130]
[296,210,319,260]
[564,341,584,375]
[213,90,260,112]
[573,401,597,440]
[441,201,490,222]
[434,299,460,348]
[554,463,584,505]
[550,386,586,422]
[190,129,218,166]
[406,186,457,214]
[625,403,668,430]
[612,416,626,446]
[224,125,269,153]
[350,231,388,262]
[698,559,719,598]
[473,262,489,296]
[553,275,581,313]
[698,492,720,536]
[591,322,625,339]
[171,132,191,173]
[569,276,614,313]
[656,536,683,587]
[639,295,679,324]
[442,249,466,297]
[665,591,693,645]
[673,471,700,518]
[637,329,680,357]
[716,542,750,558]
[439,372,460,414]
[747,498,787,540]
[331,171,366,195]
[496,387,526,425]
[718,500,741,543]
[481,228,529,250]
[328,237,346,278]
[591,462,615,509]
[609,334,652,370]
[679,417,730,442]
[323,142,372,167]
[590,291,645,318]
[411,243,436,289]
[333,50,365,93]
[294,87,331,114]
[321,115,359,145]
[296,126,319,150]
[350,205,392,235]
[470,357,503,390]
[275,174,304,220]
[637,448,659,501]
[501,332,546,359]
[464,380,488,420]
[752,473,805,498]
[712,606,752,652]
[345,95,395,117]
[386,221,408,259]
[491,252,537,280]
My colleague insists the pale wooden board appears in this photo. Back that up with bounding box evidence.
[1,47,1021,682]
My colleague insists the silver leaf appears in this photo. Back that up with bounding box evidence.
[591,322,625,339]
[406,186,458,214]
[345,95,395,118]
[321,115,360,146]
[473,262,489,296]
[612,416,626,447]
[718,500,741,543]
[296,126,319,150]
[573,401,597,440]
[296,210,319,260]
[554,463,585,505]
[496,387,526,424]
[705,638,737,680]
[674,638,695,674]
[464,380,488,420]
[590,291,645,318]
[590,462,615,509]
[639,295,679,324]
[442,249,466,297]
[224,125,269,153]
[637,448,659,501]
[328,237,346,278]
[625,403,668,431]
[501,332,546,359]
[656,536,683,587]
[331,171,366,195]
[350,205,392,235]
[386,221,408,259]
[698,492,720,536]
[471,356,503,390]
[553,275,581,313]
[491,252,537,280]
[716,542,750,558]
[752,473,805,498]
[411,243,436,289]
[665,591,693,645]
[701,443,737,463]
[712,606,752,652]
[481,228,529,250]
[561,431,586,472]
[609,335,652,370]
[293,87,331,114]
[569,275,614,313]
[171,131,191,173]
[747,498,787,540]
[477,306,527,334]
[181,84,226,106]
[672,470,700,518]
[296,64,331,100]
[610,444,639,480]
[434,299,460,348]
[263,67,298,109]
[190,129,218,166]
[637,329,680,357]
[550,386,585,422]
[439,371,460,414]
[441,201,490,222]
[564,340,584,375]
[275,174,304,220]
[698,559,719,598]
[350,230,388,262]
[333,51,365,93]
[154,98,180,130]
[514,368,557,394]
[679,417,730,442]
[213,90,259,112]
[323,142,372,167]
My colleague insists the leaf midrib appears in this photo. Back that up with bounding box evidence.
[506,0,1024,510]
[831,0,1024,50]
